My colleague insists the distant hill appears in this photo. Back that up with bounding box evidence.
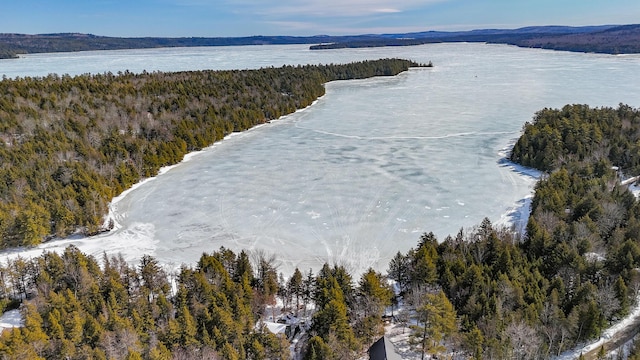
[1,25,639,59]
[0,33,343,59]
[508,24,640,54]
[310,25,640,54]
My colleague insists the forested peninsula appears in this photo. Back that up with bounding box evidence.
[0,58,422,247]
[4,103,640,358]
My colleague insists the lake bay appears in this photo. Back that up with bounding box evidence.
[2,43,640,275]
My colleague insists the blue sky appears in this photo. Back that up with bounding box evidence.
[2,0,639,37]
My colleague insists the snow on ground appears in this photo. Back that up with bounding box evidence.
[0,309,23,333]
[386,322,421,360]
[608,335,637,360]
[378,282,431,360]
[382,291,640,360]
[554,293,640,359]
[629,181,640,199]
[494,147,542,234]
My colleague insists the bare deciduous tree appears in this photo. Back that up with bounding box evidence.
[505,320,541,360]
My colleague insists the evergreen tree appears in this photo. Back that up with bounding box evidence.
[409,290,456,359]
[388,251,410,293]
[357,268,392,318]
[288,267,304,315]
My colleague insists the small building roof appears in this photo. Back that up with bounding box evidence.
[263,321,288,335]
[368,336,402,360]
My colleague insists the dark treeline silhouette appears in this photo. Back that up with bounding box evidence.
[2,24,640,59]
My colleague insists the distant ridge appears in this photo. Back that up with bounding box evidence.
[0,33,340,59]
[1,24,639,59]
[309,24,640,54]
[512,24,640,53]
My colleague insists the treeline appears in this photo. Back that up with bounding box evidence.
[512,24,640,54]
[3,214,639,359]
[309,24,640,54]
[0,48,18,59]
[0,58,420,248]
[0,245,396,359]
[310,39,441,50]
[499,103,640,357]
[375,104,640,358]
[511,104,640,173]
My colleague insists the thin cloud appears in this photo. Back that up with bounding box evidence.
[264,20,454,36]
[374,8,402,13]
[265,21,319,32]
[235,0,446,18]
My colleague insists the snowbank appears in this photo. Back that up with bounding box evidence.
[554,293,640,359]
[0,309,23,333]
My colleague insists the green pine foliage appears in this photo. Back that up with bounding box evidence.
[384,104,640,358]
[0,247,292,359]
[510,104,640,173]
[408,290,456,357]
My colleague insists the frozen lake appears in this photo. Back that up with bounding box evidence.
[2,43,640,275]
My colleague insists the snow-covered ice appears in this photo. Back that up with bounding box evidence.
[1,44,640,279]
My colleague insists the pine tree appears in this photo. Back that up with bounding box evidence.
[409,290,456,359]
[303,336,333,360]
[614,275,629,315]
[464,325,484,359]
[176,304,199,348]
[288,268,304,315]
[388,251,410,292]
[125,349,143,360]
[409,233,439,288]
[20,303,49,352]
[357,268,392,317]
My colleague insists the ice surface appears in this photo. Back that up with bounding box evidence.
[2,44,640,278]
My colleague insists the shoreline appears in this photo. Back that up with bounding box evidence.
[0,133,541,270]
[0,95,326,266]
[494,141,543,234]
[104,96,324,232]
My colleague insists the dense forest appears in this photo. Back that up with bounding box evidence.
[3,99,640,359]
[0,246,361,359]
[0,58,422,248]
